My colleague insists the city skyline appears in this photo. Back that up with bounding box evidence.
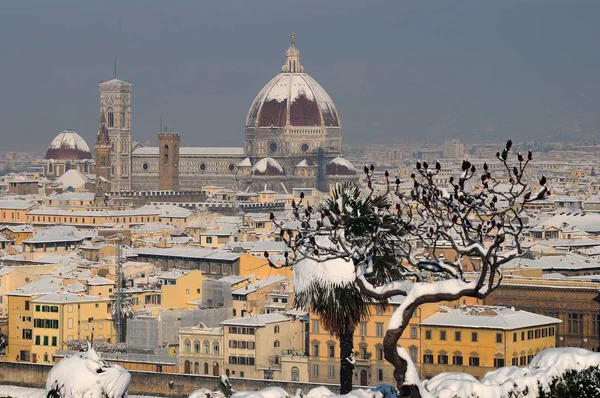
[2,1,600,151]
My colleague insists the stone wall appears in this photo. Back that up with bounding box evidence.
[0,360,338,397]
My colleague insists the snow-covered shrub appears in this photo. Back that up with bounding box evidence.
[425,347,600,398]
[537,365,600,398]
[45,344,130,398]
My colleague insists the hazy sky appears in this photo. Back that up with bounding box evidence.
[1,0,600,152]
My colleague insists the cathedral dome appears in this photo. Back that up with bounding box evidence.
[251,157,285,176]
[245,36,340,129]
[326,156,356,176]
[45,130,92,160]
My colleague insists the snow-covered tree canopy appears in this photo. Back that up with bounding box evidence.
[266,140,549,397]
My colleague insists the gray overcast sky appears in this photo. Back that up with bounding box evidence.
[1,0,600,151]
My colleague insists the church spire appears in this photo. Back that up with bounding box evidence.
[282,32,303,73]
[97,107,110,145]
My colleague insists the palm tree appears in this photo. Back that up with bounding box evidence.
[291,183,401,394]
[111,297,134,342]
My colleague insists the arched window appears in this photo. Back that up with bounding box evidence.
[84,162,89,173]
[184,339,191,353]
[100,156,106,167]
[48,163,53,173]
[164,144,169,165]
[274,340,280,348]
[204,362,209,375]
[107,108,114,128]
[213,342,219,354]
[291,366,299,381]
[194,362,199,374]
[194,340,200,353]
[65,163,71,172]
[274,325,280,334]
[184,360,191,374]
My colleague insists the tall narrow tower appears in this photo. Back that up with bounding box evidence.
[99,75,132,191]
[95,108,112,196]
[158,133,180,191]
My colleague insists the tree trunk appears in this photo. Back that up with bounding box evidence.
[339,330,355,395]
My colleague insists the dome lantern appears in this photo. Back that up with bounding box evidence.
[282,33,303,73]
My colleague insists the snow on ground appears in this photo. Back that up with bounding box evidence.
[425,347,600,398]
[0,385,158,398]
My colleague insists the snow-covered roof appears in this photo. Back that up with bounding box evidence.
[0,200,36,210]
[530,212,600,234]
[296,159,317,167]
[6,277,86,296]
[238,157,252,167]
[46,192,96,201]
[158,269,191,280]
[100,78,132,87]
[218,274,254,285]
[33,292,108,303]
[138,204,192,219]
[132,147,244,156]
[86,275,115,286]
[45,130,91,160]
[420,305,562,330]
[137,247,241,261]
[505,253,600,271]
[56,169,91,189]
[231,275,287,295]
[221,313,290,327]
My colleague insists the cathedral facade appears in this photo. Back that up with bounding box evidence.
[46,36,357,193]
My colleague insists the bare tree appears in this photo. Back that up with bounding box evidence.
[266,140,548,396]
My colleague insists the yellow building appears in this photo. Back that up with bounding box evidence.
[0,200,36,224]
[159,269,205,309]
[238,253,292,279]
[419,305,561,379]
[86,276,115,299]
[5,280,114,364]
[30,292,114,364]
[308,297,480,387]
[80,243,117,262]
[221,313,305,380]
[179,322,224,375]
[0,268,39,316]
[26,207,160,228]
[0,225,35,244]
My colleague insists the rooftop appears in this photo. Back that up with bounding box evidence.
[221,313,290,327]
[420,305,562,330]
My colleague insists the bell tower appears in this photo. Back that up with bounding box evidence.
[99,69,132,191]
[95,108,111,196]
[158,132,180,191]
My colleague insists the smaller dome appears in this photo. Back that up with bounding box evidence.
[251,157,285,176]
[45,130,92,160]
[326,156,356,176]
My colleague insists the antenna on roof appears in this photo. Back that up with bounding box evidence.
[160,115,163,134]
[114,57,117,79]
